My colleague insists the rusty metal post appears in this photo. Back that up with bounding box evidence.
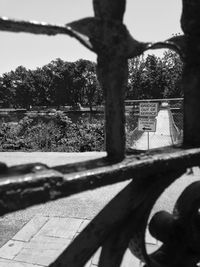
[97,55,127,161]
[93,0,128,161]
[181,0,200,147]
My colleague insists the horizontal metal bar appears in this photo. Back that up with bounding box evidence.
[0,147,200,217]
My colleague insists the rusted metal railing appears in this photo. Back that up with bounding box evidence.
[0,0,200,266]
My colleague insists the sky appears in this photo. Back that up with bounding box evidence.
[0,0,182,75]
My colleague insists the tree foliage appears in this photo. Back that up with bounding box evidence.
[0,59,102,109]
[0,50,183,109]
[127,50,183,100]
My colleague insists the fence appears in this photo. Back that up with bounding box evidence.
[1,1,200,267]
[126,98,183,151]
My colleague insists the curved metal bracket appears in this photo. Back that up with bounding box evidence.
[148,181,200,267]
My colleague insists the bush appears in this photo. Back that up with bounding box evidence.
[0,112,105,152]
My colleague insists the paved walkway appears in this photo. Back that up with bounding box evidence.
[131,106,181,150]
[0,215,158,266]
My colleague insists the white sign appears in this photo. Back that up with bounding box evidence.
[138,117,157,132]
[139,102,158,117]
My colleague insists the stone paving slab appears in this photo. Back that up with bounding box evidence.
[0,215,158,266]
[35,217,83,240]
[145,229,157,245]
[0,240,25,260]
[0,258,42,267]
[12,216,49,242]
[121,249,142,267]
[91,248,101,266]
[14,242,71,266]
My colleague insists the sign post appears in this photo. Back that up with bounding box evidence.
[138,102,159,150]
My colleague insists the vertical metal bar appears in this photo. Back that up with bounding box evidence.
[181,0,200,147]
[92,0,128,161]
[97,56,127,161]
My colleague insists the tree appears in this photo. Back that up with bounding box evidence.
[127,56,146,99]
[30,67,53,106]
[126,50,183,100]
[161,50,183,98]
[0,72,16,107]
[141,55,166,99]
[76,59,102,111]
[11,66,35,108]
[41,58,69,107]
